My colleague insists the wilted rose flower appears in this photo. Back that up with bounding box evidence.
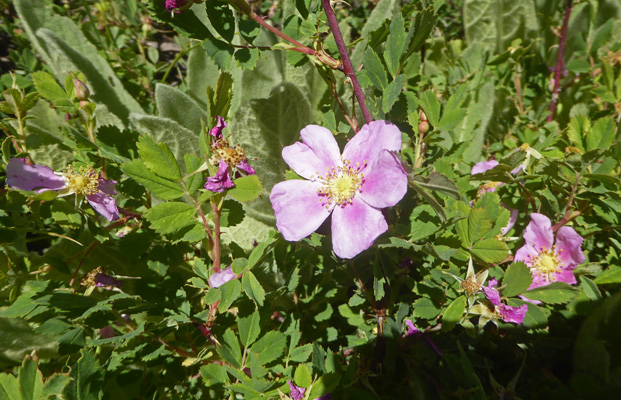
[165,0,188,13]
[270,121,407,259]
[288,381,306,400]
[6,158,119,221]
[514,213,585,289]
[481,278,528,324]
[205,160,235,193]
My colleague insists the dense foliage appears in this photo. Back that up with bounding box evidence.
[1,0,621,399]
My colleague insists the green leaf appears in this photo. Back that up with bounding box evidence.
[41,374,71,398]
[471,238,508,263]
[591,18,613,54]
[566,115,589,152]
[442,296,467,331]
[307,373,341,399]
[228,175,263,203]
[202,34,234,71]
[247,237,276,270]
[18,357,44,400]
[220,200,245,228]
[289,344,313,363]
[404,7,437,57]
[468,208,492,245]
[437,107,467,131]
[384,13,406,77]
[64,349,104,400]
[238,310,261,349]
[382,75,405,113]
[594,266,621,284]
[363,48,388,90]
[184,154,205,196]
[523,282,579,304]
[137,135,181,181]
[122,159,184,200]
[290,366,310,391]
[145,202,196,235]
[31,71,74,112]
[412,297,441,319]
[581,276,602,302]
[155,84,208,134]
[205,1,235,42]
[502,262,533,297]
[586,117,615,152]
[0,373,20,400]
[217,328,242,368]
[51,199,82,229]
[419,90,440,127]
[251,331,286,364]
[242,271,265,307]
[217,279,242,313]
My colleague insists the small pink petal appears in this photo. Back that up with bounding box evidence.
[282,125,341,180]
[553,267,577,286]
[331,197,387,259]
[358,150,407,209]
[205,160,234,192]
[209,267,236,288]
[500,207,518,235]
[97,178,117,196]
[498,304,527,324]
[270,180,332,241]
[514,244,539,266]
[86,192,120,222]
[236,159,255,175]
[288,381,306,400]
[471,160,499,175]
[523,213,554,251]
[555,226,585,266]
[6,158,66,192]
[406,320,419,336]
[209,116,226,140]
[342,121,402,169]
[482,284,501,306]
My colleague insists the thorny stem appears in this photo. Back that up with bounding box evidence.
[321,0,373,125]
[546,0,573,122]
[211,199,222,273]
[69,241,99,287]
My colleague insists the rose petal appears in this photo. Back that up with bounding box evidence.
[342,121,402,170]
[553,267,577,286]
[6,158,66,192]
[500,207,518,235]
[358,150,407,208]
[514,244,539,266]
[288,381,306,400]
[482,284,501,306]
[205,160,235,192]
[471,160,499,175]
[270,180,332,241]
[236,159,256,175]
[523,213,554,251]
[209,116,226,140]
[331,197,387,259]
[498,304,528,324]
[282,125,341,179]
[555,226,585,266]
[209,267,236,288]
[86,192,120,222]
[98,178,117,196]
[406,319,419,336]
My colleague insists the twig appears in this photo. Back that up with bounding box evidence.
[321,0,373,125]
[547,0,573,122]
[69,241,99,287]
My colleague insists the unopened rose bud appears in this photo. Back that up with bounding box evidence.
[79,100,90,109]
[419,109,428,122]
[418,121,429,134]
[74,79,90,101]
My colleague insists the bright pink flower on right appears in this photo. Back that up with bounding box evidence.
[514,213,585,289]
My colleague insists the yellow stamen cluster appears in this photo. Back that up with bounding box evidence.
[315,159,365,207]
[476,181,503,199]
[81,266,104,287]
[65,166,100,195]
[210,139,247,168]
[530,246,563,283]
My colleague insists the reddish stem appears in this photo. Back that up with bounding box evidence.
[547,0,573,122]
[321,0,373,125]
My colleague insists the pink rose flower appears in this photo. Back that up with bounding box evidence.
[270,121,407,259]
[6,158,119,221]
[208,267,236,288]
[515,213,585,289]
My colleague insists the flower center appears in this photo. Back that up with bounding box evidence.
[477,181,504,199]
[65,166,100,195]
[530,247,563,282]
[460,279,480,296]
[316,159,365,207]
[210,139,247,168]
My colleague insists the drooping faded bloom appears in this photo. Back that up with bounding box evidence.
[165,0,188,13]
[471,159,518,235]
[270,121,407,259]
[204,117,255,193]
[6,158,120,221]
[288,381,306,400]
[481,278,528,324]
[514,213,585,289]
[208,266,236,288]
